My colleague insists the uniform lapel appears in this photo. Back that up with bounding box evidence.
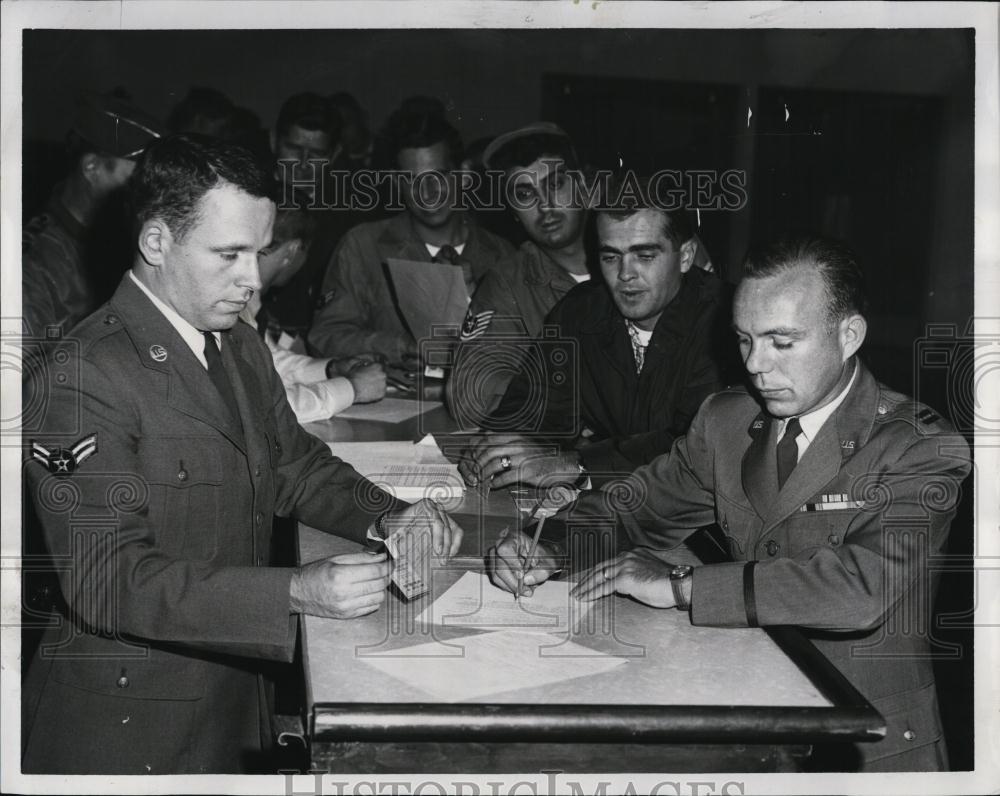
[762,422,842,529]
[222,331,267,461]
[110,275,246,451]
[741,412,779,519]
[760,360,877,531]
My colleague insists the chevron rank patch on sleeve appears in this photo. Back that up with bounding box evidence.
[30,434,98,475]
[459,309,495,341]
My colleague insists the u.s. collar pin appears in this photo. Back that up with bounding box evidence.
[149,345,168,362]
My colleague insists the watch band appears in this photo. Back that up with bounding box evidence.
[669,564,693,610]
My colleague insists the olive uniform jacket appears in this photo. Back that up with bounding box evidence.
[308,212,514,365]
[22,274,403,774]
[445,239,584,424]
[616,361,971,770]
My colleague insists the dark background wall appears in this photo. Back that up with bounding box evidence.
[22,28,974,397]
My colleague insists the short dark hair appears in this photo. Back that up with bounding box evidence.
[489,133,579,173]
[742,235,869,321]
[598,169,694,250]
[382,99,463,167]
[275,92,340,144]
[131,133,276,241]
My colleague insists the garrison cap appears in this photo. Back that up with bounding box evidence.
[482,121,575,170]
[71,92,165,159]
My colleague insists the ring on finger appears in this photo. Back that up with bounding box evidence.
[500,455,512,470]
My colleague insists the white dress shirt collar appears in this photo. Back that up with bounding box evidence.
[778,358,859,450]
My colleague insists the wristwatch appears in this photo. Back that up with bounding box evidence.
[365,510,392,548]
[669,564,694,610]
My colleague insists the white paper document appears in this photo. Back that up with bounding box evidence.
[360,630,627,701]
[416,571,593,633]
[330,434,464,502]
[335,397,441,423]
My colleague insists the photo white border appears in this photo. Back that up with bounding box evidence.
[2,2,997,794]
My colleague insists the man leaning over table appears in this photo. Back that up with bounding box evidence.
[461,170,734,493]
[487,235,971,772]
[22,133,463,775]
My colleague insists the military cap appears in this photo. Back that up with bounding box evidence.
[71,92,165,159]
[482,121,575,170]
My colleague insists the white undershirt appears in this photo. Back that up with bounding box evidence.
[424,242,466,258]
[630,325,653,347]
[568,271,591,283]
[130,271,216,369]
[777,359,859,461]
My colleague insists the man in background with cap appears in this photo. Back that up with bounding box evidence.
[445,122,592,423]
[446,123,716,426]
[22,91,164,337]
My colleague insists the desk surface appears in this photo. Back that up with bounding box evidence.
[297,399,884,768]
[299,524,830,710]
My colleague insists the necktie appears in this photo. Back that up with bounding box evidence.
[203,332,242,428]
[776,417,802,489]
[434,244,475,293]
[433,244,460,265]
[625,320,648,374]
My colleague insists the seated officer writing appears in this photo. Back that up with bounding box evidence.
[22,134,463,774]
[488,236,971,772]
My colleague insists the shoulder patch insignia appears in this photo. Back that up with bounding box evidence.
[916,406,941,425]
[460,309,495,341]
[30,434,98,475]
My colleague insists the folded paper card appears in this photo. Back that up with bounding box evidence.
[330,434,464,503]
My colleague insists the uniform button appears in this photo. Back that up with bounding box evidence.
[177,469,188,482]
[274,442,282,456]
[117,675,129,688]
[828,534,840,546]
[104,314,119,325]
[903,730,916,741]
[255,512,263,525]
[722,519,729,531]
[765,540,780,556]
[254,465,261,477]
[877,404,888,415]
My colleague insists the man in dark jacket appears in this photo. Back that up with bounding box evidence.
[461,177,734,491]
